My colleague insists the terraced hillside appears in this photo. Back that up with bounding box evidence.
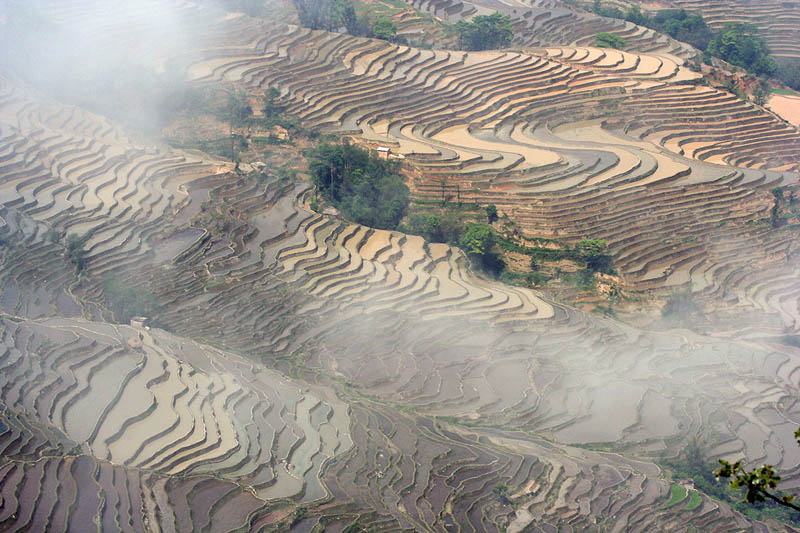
[407,0,697,58]
[187,19,800,331]
[667,0,800,59]
[2,0,800,531]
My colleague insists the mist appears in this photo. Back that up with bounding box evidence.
[0,0,207,135]
[1,0,800,530]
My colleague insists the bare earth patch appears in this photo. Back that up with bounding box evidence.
[768,94,800,127]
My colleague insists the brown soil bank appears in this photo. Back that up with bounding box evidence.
[768,94,800,127]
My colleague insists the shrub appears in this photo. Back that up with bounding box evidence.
[707,23,775,76]
[307,141,409,230]
[485,204,498,223]
[455,13,513,51]
[575,238,614,274]
[459,223,505,275]
[595,32,625,50]
[372,17,397,41]
[405,211,465,244]
[662,289,700,319]
[102,277,161,324]
[66,233,88,272]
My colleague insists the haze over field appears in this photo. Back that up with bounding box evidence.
[1,0,800,531]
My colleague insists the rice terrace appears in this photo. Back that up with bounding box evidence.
[2,0,800,531]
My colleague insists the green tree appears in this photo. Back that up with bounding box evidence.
[459,224,494,256]
[652,10,714,51]
[263,87,281,117]
[753,79,769,105]
[226,89,252,126]
[455,13,513,51]
[707,23,776,76]
[372,17,397,41]
[716,428,800,512]
[485,204,498,224]
[661,289,701,325]
[102,277,161,324]
[776,58,800,90]
[292,0,335,30]
[307,141,409,230]
[292,0,367,35]
[592,0,623,19]
[459,223,505,275]
[623,5,647,26]
[65,233,88,273]
[595,32,626,50]
[576,238,613,273]
[493,483,511,505]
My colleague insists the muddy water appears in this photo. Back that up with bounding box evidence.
[152,228,204,263]
[769,94,800,127]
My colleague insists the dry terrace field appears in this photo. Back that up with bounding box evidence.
[2,0,800,531]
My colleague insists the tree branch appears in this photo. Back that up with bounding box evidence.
[759,489,800,513]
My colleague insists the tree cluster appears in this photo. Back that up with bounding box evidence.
[307,141,409,230]
[575,238,613,273]
[595,32,625,50]
[651,9,714,51]
[455,13,513,51]
[404,212,464,244]
[591,4,779,78]
[459,223,505,275]
[776,58,800,91]
[291,0,403,43]
[593,4,712,51]
[102,277,161,324]
[707,23,777,76]
[65,234,88,273]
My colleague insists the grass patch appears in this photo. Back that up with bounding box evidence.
[663,484,687,508]
[662,446,800,526]
[771,87,799,96]
[685,490,702,511]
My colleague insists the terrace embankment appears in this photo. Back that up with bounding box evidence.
[2,1,800,530]
[667,0,800,60]
[181,19,800,329]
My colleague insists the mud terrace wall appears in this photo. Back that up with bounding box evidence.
[1,1,800,531]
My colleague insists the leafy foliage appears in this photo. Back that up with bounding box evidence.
[455,13,513,51]
[590,4,781,78]
[226,89,252,126]
[404,212,464,244]
[459,223,505,275]
[292,0,369,36]
[307,141,409,230]
[707,23,776,76]
[715,428,800,514]
[485,204,498,224]
[575,238,613,273]
[65,233,88,273]
[102,277,162,324]
[659,442,800,525]
[372,17,398,41]
[661,289,700,320]
[595,32,625,50]
[652,9,713,50]
[492,483,512,505]
[459,224,494,256]
[593,4,713,51]
[776,58,800,91]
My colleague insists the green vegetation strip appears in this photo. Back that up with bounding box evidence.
[663,484,687,509]
[685,490,702,511]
